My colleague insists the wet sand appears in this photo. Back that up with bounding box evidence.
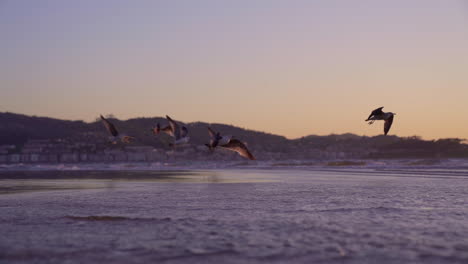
[1,169,468,263]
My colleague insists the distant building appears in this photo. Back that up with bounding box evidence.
[0,145,16,155]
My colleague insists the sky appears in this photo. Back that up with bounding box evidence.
[1,0,467,139]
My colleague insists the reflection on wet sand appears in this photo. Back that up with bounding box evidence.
[0,170,200,180]
[0,180,106,195]
[0,170,279,194]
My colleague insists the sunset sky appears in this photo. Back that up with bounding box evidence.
[1,0,467,139]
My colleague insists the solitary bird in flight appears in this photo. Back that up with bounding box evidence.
[152,115,190,146]
[365,107,395,135]
[100,115,134,144]
[205,127,255,160]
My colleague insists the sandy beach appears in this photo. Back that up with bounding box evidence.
[1,168,468,263]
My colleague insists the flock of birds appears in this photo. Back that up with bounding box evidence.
[100,106,396,160]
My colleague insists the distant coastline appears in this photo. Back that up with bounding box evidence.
[1,112,467,164]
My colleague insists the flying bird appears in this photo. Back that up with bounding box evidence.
[151,123,172,136]
[205,127,255,160]
[152,115,190,146]
[206,127,230,150]
[100,115,134,143]
[365,107,395,135]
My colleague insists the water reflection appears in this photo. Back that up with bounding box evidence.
[0,170,278,194]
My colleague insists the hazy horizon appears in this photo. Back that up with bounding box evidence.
[3,110,467,141]
[1,1,467,140]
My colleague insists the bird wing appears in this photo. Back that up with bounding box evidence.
[166,115,180,139]
[220,139,255,160]
[100,115,119,137]
[367,107,384,120]
[161,125,174,137]
[206,127,221,148]
[384,114,394,135]
[372,107,384,115]
[207,127,216,139]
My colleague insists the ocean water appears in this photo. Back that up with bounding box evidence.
[1,168,468,263]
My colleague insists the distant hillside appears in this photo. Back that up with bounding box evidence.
[0,112,287,152]
[1,112,467,159]
[0,112,88,146]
